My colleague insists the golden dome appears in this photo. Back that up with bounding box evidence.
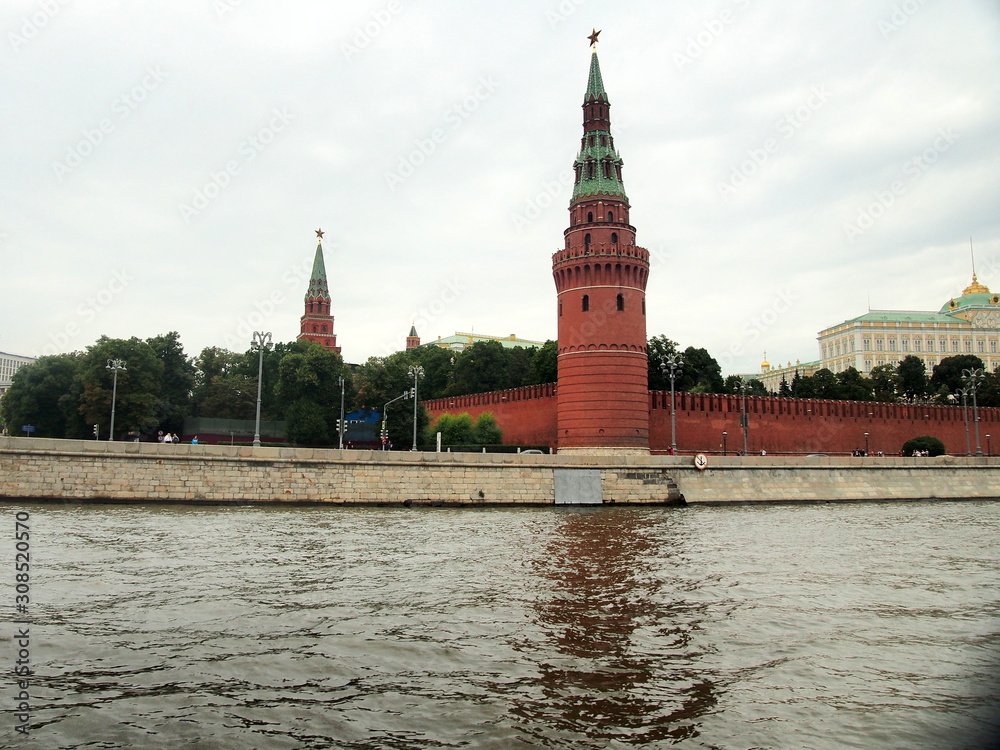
[760,351,770,370]
[961,274,991,296]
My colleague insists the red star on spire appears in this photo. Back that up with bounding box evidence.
[315,228,325,240]
[588,28,601,47]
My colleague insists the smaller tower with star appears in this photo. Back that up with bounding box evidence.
[297,229,341,353]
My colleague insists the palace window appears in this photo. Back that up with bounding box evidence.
[864,359,872,371]
[914,339,921,352]
[901,339,908,352]
[992,340,998,354]
[964,340,971,353]
[863,338,871,351]
[889,340,897,352]
[977,340,984,353]
[876,340,883,351]
[952,340,959,353]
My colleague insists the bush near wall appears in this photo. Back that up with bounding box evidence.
[902,436,946,457]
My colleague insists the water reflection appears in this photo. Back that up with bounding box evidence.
[509,508,719,745]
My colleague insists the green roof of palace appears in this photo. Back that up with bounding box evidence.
[426,333,545,350]
[837,310,968,326]
[305,241,330,301]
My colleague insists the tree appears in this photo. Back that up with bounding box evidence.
[0,353,83,438]
[447,340,509,396]
[869,364,898,403]
[275,341,346,446]
[897,355,929,402]
[474,412,503,445]
[78,337,163,439]
[506,346,535,389]
[902,435,946,457]
[431,412,476,445]
[837,367,874,402]
[647,335,680,390]
[680,346,724,393]
[778,376,792,398]
[147,331,195,432]
[353,352,427,449]
[408,345,454,400]
[529,340,557,385]
[809,368,841,399]
[931,355,985,396]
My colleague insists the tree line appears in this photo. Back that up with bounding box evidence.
[5,331,997,446]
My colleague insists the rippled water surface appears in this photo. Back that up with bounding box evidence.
[7,501,1000,749]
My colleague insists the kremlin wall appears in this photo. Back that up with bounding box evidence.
[425,386,1000,457]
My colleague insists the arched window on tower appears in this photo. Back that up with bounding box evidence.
[611,232,618,244]
[617,294,624,311]
[584,233,591,252]
[587,161,595,179]
[602,160,611,179]
[587,211,593,222]
[559,301,563,317]
[582,294,589,312]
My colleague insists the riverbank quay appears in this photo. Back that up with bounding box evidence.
[1,437,998,506]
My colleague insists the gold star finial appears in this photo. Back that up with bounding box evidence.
[588,28,601,48]
[315,228,325,240]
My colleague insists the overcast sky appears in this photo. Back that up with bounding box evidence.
[3,0,999,375]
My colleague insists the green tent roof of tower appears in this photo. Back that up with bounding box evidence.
[305,241,330,301]
[586,50,607,101]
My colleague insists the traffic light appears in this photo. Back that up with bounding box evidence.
[93,424,99,439]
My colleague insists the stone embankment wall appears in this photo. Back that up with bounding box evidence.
[2,437,999,506]
[0,438,679,506]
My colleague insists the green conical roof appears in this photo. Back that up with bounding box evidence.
[586,50,607,101]
[305,241,330,301]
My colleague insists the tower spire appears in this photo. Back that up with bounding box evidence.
[297,229,341,353]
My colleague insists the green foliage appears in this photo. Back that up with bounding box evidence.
[837,367,874,402]
[1,353,83,438]
[902,435,946,457]
[448,340,510,396]
[432,413,476,445]
[146,331,196,432]
[473,412,503,445]
[284,398,330,446]
[353,351,427,448]
[646,335,679,390]
[869,364,898,402]
[931,355,985,395]
[529,340,557,385]
[78,337,164,438]
[897,355,928,402]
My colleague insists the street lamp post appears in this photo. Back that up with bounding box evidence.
[338,376,346,449]
[722,431,727,456]
[660,352,683,455]
[864,432,869,456]
[106,359,126,441]
[408,365,424,451]
[738,378,749,455]
[962,368,985,457]
[955,387,971,457]
[251,331,272,447]
[382,390,409,451]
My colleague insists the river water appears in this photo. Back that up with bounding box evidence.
[6,500,1000,749]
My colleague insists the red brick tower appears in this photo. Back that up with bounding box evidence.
[297,229,341,353]
[406,324,420,350]
[552,36,650,453]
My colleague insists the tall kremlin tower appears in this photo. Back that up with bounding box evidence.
[298,229,341,353]
[552,31,651,453]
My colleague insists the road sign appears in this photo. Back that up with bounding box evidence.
[21,425,35,434]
